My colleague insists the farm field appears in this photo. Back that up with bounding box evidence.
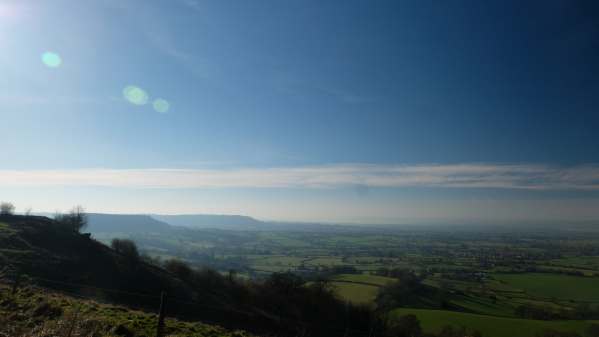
[493,273,599,302]
[550,256,599,271]
[88,220,599,336]
[391,308,599,337]
[327,274,397,304]
[331,281,379,304]
[331,273,396,286]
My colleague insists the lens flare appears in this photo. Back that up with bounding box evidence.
[153,99,170,113]
[41,52,62,68]
[122,86,149,105]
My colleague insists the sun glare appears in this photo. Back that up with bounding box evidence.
[123,85,149,106]
[153,99,170,113]
[41,52,62,68]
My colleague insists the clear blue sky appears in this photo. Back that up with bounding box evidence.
[1,0,599,224]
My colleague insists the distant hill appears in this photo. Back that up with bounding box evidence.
[86,213,173,233]
[151,214,266,230]
[0,214,190,301]
[0,214,280,335]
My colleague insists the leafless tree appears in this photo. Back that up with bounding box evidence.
[56,205,88,232]
[0,202,15,215]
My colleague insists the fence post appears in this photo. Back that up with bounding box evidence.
[11,271,21,296]
[66,305,81,337]
[155,291,167,337]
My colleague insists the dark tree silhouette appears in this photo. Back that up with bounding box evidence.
[56,205,88,232]
[111,238,140,261]
[0,202,15,215]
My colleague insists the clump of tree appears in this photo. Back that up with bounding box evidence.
[586,324,599,337]
[56,205,88,232]
[388,314,422,337]
[435,325,483,337]
[515,304,567,321]
[0,202,15,215]
[535,329,581,337]
[164,258,195,281]
[375,269,428,310]
[385,314,482,337]
[111,238,140,262]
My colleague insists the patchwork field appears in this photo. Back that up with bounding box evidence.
[493,273,599,302]
[392,308,599,337]
[328,274,396,304]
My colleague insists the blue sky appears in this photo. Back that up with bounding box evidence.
[1,0,599,224]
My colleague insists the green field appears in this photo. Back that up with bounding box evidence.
[551,257,599,271]
[332,282,379,304]
[332,273,396,286]
[329,274,396,304]
[494,273,599,302]
[392,308,598,337]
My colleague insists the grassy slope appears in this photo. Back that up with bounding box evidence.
[0,283,253,337]
[392,308,598,337]
[332,274,396,286]
[332,282,379,305]
[328,274,396,305]
[0,215,273,335]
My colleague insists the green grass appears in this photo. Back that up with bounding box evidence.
[551,256,599,270]
[392,308,598,337]
[494,273,599,302]
[249,255,306,266]
[331,282,379,305]
[331,274,396,286]
[305,256,346,266]
[1,284,254,337]
[327,274,396,305]
[450,294,515,317]
[0,222,16,235]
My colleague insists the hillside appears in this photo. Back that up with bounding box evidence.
[152,214,265,230]
[0,214,376,337]
[87,213,174,233]
[0,215,190,300]
[0,282,253,337]
[0,215,268,335]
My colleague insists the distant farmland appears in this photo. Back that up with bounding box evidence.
[329,274,395,304]
[494,273,599,302]
[392,308,599,337]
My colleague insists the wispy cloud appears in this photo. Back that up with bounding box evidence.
[180,0,201,12]
[1,164,599,190]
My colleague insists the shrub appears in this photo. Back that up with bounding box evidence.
[163,259,194,281]
[56,205,88,232]
[389,314,422,337]
[0,202,15,215]
[111,238,140,262]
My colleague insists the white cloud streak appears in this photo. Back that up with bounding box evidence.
[1,164,599,190]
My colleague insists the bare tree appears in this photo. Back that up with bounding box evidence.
[111,238,140,263]
[56,205,88,232]
[0,202,15,215]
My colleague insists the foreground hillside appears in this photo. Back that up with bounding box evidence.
[0,215,195,302]
[0,282,253,337]
[0,215,377,337]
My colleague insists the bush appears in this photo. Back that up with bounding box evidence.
[0,202,15,215]
[535,329,581,337]
[56,205,88,232]
[163,259,194,281]
[586,324,599,337]
[389,314,422,337]
[111,238,140,262]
